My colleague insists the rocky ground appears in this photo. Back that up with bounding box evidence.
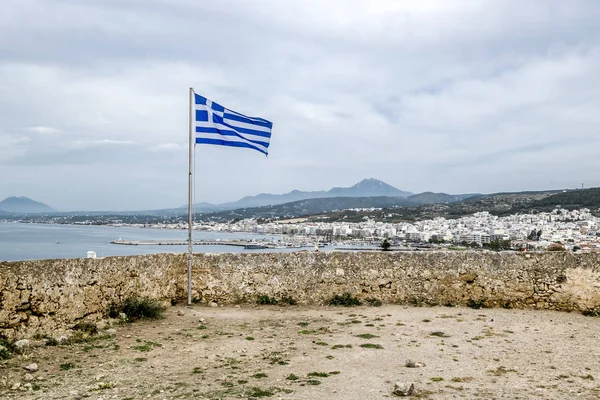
[1,304,599,399]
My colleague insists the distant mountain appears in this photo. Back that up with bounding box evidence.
[193,178,413,211]
[0,196,55,213]
[198,190,480,222]
[199,196,413,221]
[406,192,481,205]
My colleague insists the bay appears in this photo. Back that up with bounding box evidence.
[0,222,317,261]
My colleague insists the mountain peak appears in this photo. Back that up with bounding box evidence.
[352,178,389,188]
[0,196,56,213]
[329,178,412,198]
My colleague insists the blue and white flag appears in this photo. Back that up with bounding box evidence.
[194,92,273,156]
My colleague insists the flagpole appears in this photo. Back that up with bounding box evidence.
[187,87,194,306]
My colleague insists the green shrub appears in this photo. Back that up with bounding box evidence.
[257,295,278,305]
[109,298,165,321]
[280,296,297,305]
[73,321,98,335]
[582,309,600,317]
[0,337,16,360]
[466,299,486,309]
[327,293,361,307]
[365,297,382,307]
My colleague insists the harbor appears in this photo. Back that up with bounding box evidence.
[110,239,325,250]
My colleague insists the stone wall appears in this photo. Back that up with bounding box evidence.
[1,251,599,338]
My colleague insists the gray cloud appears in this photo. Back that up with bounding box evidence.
[1,0,600,210]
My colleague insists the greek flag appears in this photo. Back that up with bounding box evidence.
[194,92,273,156]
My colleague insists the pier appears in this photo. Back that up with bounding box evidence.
[111,239,264,247]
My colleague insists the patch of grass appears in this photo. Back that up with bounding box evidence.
[306,380,321,385]
[257,295,278,305]
[315,341,328,346]
[298,330,318,335]
[246,336,255,341]
[198,325,207,330]
[247,387,274,397]
[83,343,105,352]
[263,351,289,365]
[430,377,444,382]
[59,362,75,370]
[581,374,594,380]
[451,377,473,383]
[90,382,116,391]
[297,322,310,327]
[365,297,382,307]
[329,371,341,375]
[237,379,249,384]
[430,331,449,338]
[331,344,352,349]
[327,293,361,307]
[422,319,431,323]
[356,333,379,339]
[359,343,383,349]
[325,355,334,359]
[286,374,299,381]
[134,357,147,363]
[487,366,517,376]
[365,323,375,327]
[67,332,112,345]
[308,372,329,378]
[133,341,162,352]
[192,367,203,374]
[252,372,268,379]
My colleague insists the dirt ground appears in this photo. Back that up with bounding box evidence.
[1,304,600,400]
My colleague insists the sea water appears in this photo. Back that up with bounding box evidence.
[0,222,306,261]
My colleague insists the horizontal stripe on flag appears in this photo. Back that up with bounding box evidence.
[196,137,268,155]
[222,112,272,128]
[196,126,270,148]
[210,115,271,138]
[195,132,269,154]
[193,91,272,156]
[195,121,269,143]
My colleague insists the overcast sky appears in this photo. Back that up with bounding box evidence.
[1,0,599,211]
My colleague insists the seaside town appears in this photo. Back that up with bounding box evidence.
[107,207,600,252]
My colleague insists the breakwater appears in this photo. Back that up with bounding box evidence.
[1,251,599,338]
